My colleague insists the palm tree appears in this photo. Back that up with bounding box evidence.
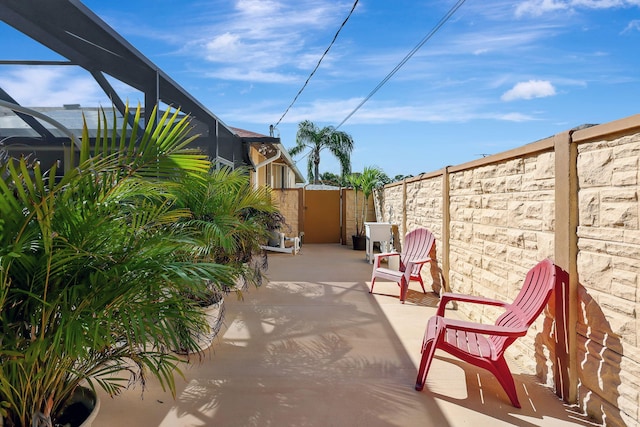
[348,166,386,237]
[358,166,386,234]
[318,171,347,187]
[173,166,278,290]
[289,120,354,184]
[0,105,268,427]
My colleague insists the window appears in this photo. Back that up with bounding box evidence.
[272,164,288,189]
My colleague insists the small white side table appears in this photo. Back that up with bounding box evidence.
[364,222,393,263]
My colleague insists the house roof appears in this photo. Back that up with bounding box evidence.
[230,127,274,140]
[230,126,305,183]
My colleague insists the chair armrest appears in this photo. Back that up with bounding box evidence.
[437,292,510,316]
[402,258,431,279]
[375,252,400,259]
[405,257,431,267]
[373,252,400,268]
[437,316,528,337]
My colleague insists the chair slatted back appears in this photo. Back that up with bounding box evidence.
[490,258,556,354]
[400,228,436,275]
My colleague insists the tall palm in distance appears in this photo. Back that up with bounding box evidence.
[289,120,354,184]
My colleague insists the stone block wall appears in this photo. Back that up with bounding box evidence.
[375,114,640,426]
[377,175,444,293]
[405,176,443,241]
[376,183,403,229]
[576,132,640,426]
[447,154,556,370]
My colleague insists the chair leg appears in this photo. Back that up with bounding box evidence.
[415,318,440,390]
[399,277,408,303]
[370,257,383,294]
[417,275,426,293]
[492,357,521,408]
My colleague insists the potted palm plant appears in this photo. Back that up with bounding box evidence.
[247,209,287,247]
[170,167,279,353]
[347,172,365,250]
[348,166,386,250]
[0,105,242,427]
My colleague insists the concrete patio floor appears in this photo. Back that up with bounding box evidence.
[94,244,598,427]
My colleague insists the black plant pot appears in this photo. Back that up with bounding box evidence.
[54,386,100,427]
[352,235,366,251]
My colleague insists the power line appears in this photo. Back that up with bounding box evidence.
[335,0,467,130]
[272,0,359,130]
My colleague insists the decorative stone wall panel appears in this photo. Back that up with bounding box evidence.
[375,121,640,425]
[576,132,640,424]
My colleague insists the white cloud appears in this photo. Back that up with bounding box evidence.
[515,0,569,17]
[497,112,538,121]
[473,48,491,55]
[187,0,347,84]
[235,0,283,16]
[622,19,640,33]
[206,68,298,84]
[205,33,243,58]
[0,67,106,107]
[501,80,557,101]
[438,23,562,59]
[515,0,640,17]
[230,95,530,127]
[572,0,637,8]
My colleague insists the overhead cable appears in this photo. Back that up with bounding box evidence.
[272,0,359,130]
[335,0,467,130]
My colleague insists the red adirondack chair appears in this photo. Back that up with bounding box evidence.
[415,258,556,408]
[370,228,436,303]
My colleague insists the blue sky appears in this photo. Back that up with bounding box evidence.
[1,0,639,179]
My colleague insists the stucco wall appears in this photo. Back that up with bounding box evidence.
[271,189,300,238]
[376,114,640,426]
[271,188,374,245]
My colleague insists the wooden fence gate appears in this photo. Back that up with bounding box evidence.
[302,189,341,243]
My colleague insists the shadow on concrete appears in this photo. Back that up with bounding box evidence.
[423,355,599,427]
[167,272,450,426]
[94,245,602,427]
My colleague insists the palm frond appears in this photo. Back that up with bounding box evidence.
[0,104,224,427]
